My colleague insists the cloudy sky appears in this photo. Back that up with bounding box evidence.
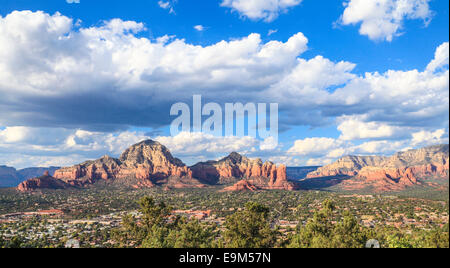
[0,0,448,168]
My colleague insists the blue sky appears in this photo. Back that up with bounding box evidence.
[2,0,447,72]
[0,0,448,168]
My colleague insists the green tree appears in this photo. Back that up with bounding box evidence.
[385,234,414,248]
[167,219,216,248]
[115,197,216,248]
[289,200,367,248]
[113,197,173,247]
[331,211,367,248]
[423,228,449,248]
[222,202,278,248]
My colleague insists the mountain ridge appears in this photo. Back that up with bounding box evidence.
[0,166,60,188]
[305,144,449,192]
[17,140,291,192]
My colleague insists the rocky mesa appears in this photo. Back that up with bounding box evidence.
[305,144,449,192]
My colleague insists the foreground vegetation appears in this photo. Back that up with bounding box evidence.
[0,186,448,248]
[110,197,448,248]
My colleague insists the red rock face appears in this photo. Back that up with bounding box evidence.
[222,180,260,192]
[305,145,449,192]
[191,152,295,191]
[17,173,68,192]
[51,140,200,189]
[54,155,121,187]
[17,140,295,192]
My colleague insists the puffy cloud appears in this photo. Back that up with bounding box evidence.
[306,158,334,167]
[352,140,409,154]
[155,132,260,164]
[411,129,448,147]
[330,59,449,131]
[287,137,345,157]
[260,136,278,151]
[0,127,151,168]
[221,0,303,22]
[1,11,446,135]
[427,42,449,73]
[0,154,87,170]
[337,115,408,140]
[0,11,448,168]
[0,11,309,131]
[268,155,304,166]
[64,129,150,155]
[287,131,445,166]
[0,127,31,143]
[0,126,74,146]
[340,0,433,41]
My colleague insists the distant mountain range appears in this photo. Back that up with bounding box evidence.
[303,144,449,192]
[0,166,60,188]
[8,142,450,194]
[17,140,293,192]
[286,167,321,181]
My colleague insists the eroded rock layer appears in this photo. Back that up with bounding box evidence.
[19,141,289,191]
[191,152,294,190]
[305,145,449,192]
[50,140,201,190]
[18,171,68,192]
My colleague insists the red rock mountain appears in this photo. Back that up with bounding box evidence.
[18,140,290,192]
[191,152,294,191]
[306,145,449,192]
[51,140,203,190]
[18,171,68,192]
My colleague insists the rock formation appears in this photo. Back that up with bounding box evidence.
[17,140,293,192]
[54,156,121,186]
[18,171,68,192]
[117,140,193,184]
[222,180,260,192]
[51,140,203,189]
[305,144,449,192]
[1,166,60,188]
[191,152,294,191]
[307,156,387,178]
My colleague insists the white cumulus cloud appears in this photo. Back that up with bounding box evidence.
[221,0,303,22]
[427,42,449,73]
[339,0,433,41]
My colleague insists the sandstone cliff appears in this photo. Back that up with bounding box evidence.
[18,140,292,192]
[52,140,203,189]
[18,171,68,192]
[305,144,449,192]
[54,155,121,186]
[307,156,387,178]
[191,152,294,191]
